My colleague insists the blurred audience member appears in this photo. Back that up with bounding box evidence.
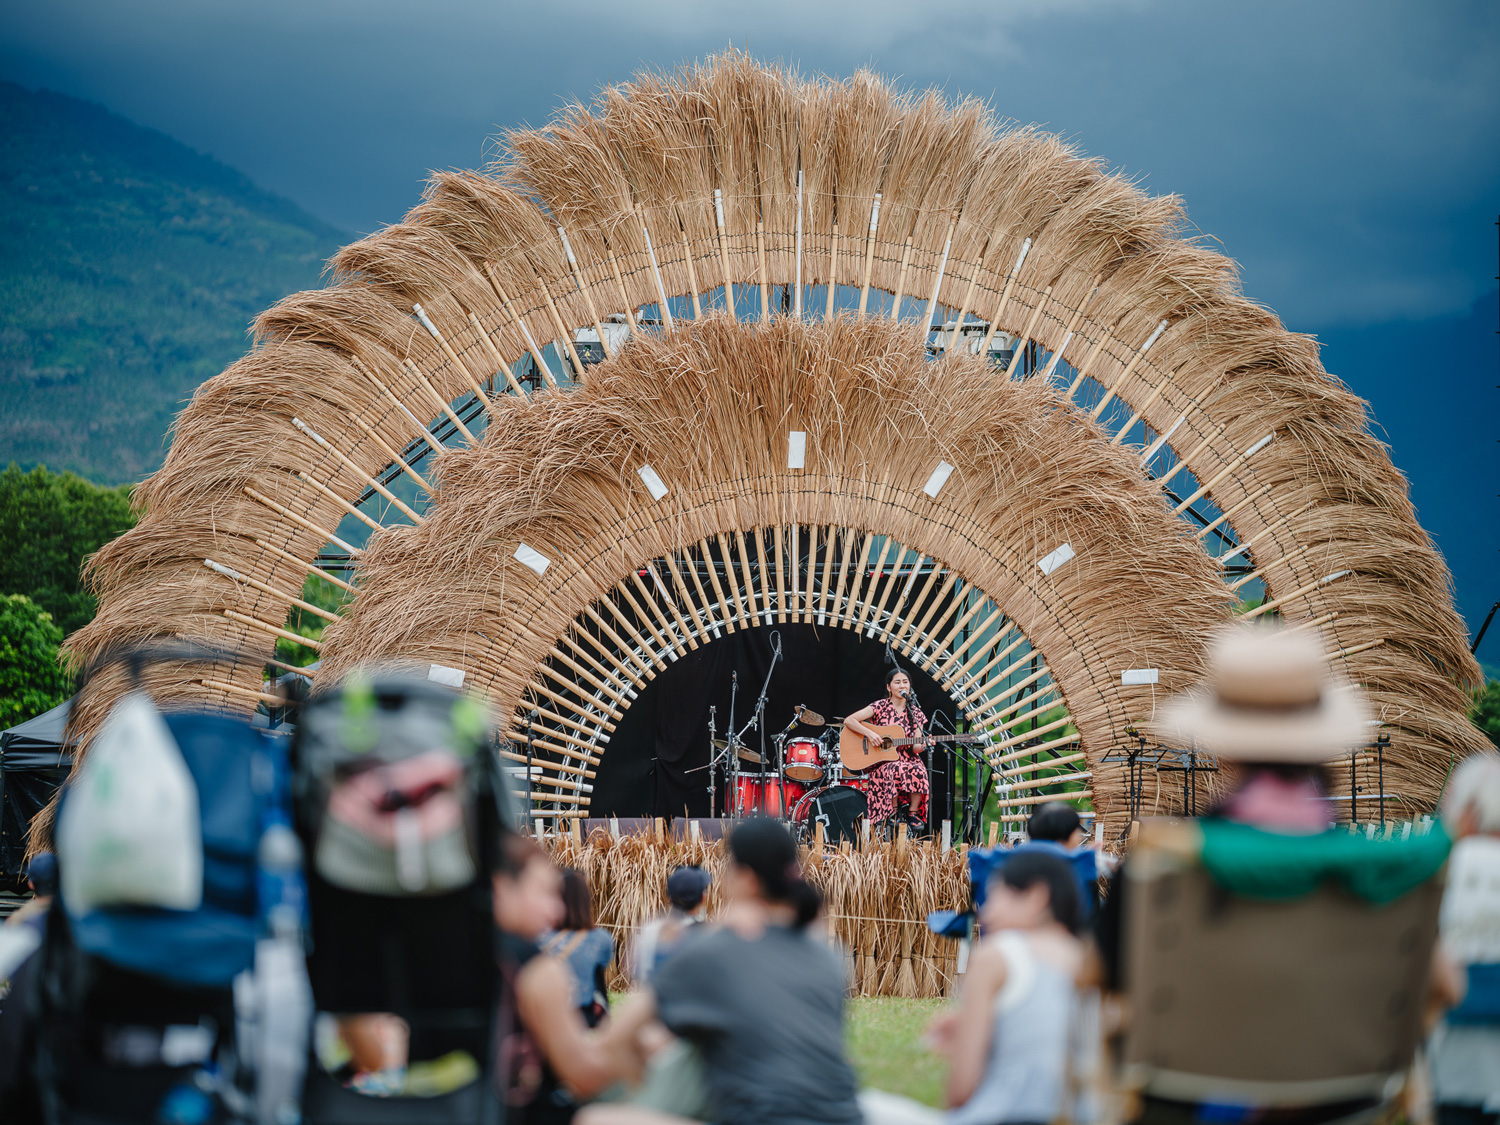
[578,817,860,1125]
[933,850,1089,1125]
[5,851,56,936]
[1432,750,1500,1125]
[1028,802,1086,847]
[543,868,615,1026]
[494,836,633,1124]
[631,865,711,985]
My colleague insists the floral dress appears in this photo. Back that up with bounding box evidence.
[860,697,930,823]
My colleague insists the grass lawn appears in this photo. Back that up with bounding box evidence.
[847,997,947,1107]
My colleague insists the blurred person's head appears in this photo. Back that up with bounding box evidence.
[1027,803,1084,847]
[1153,623,1371,831]
[25,851,57,898]
[667,865,710,914]
[558,867,594,930]
[492,834,563,940]
[982,850,1081,935]
[1441,750,1500,838]
[726,817,821,929]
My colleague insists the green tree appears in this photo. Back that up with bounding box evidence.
[272,571,352,670]
[1472,680,1500,748]
[0,594,72,724]
[0,463,135,635]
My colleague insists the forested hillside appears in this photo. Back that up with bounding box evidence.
[0,82,347,482]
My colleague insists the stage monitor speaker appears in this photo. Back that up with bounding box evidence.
[670,817,734,842]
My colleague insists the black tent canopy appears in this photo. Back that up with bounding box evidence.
[0,699,72,883]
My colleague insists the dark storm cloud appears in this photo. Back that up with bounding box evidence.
[3,0,1497,632]
[4,0,1497,326]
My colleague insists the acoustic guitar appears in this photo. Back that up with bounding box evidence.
[838,723,985,773]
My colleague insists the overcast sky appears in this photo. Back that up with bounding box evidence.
[4,0,1497,638]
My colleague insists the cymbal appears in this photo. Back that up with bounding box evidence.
[736,745,763,764]
[795,705,826,727]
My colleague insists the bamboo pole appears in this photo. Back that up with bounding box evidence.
[989,731,1083,768]
[530,701,615,741]
[876,550,925,644]
[200,678,283,707]
[348,356,444,456]
[1037,283,1098,382]
[295,471,383,535]
[895,567,955,650]
[1228,543,1312,593]
[944,242,987,353]
[669,553,715,643]
[817,524,838,625]
[713,189,735,313]
[1219,501,1316,564]
[858,194,882,316]
[889,238,914,321]
[1002,287,1052,378]
[402,359,475,442]
[203,558,339,622]
[921,217,957,336]
[680,229,703,319]
[411,303,493,408]
[921,592,990,676]
[637,207,675,332]
[556,227,612,360]
[535,279,587,378]
[634,567,696,653]
[253,537,355,594]
[603,246,639,336]
[528,679,622,726]
[561,629,645,692]
[979,237,1033,355]
[1173,435,1275,514]
[1325,638,1386,662]
[855,536,897,633]
[992,789,1092,813]
[827,526,858,626]
[243,486,363,558]
[998,771,1092,797]
[825,225,839,320]
[264,656,316,679]
[700,536,738,635]
[910,580,971,664]
[291,417,424,524]
[774,524,787,624]
[483,264,558,388]
[1003,750,1087,777]
[1196,484,1274,542]
[1063,334,1113,402]
[1089,320,1170,421]
[222,608,323,652]
[756,221,770,320]
[735,530,760,624]
[345,410,433,494]
[751,527,775,624]
[464,309,527,396]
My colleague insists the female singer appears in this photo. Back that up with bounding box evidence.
[842,668,930,831]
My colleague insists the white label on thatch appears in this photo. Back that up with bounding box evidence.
[515,543,550,576]
[1037,542,1075,576]
[1121,668,1159,686]
[922,461,955,498]
[638,464,669,501]
[427,663,466,688]
[787,430,807,469]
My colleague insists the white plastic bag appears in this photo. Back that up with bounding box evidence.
[57,691,203,913]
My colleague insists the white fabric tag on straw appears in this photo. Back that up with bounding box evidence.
[922,461,955,498]
[637,464,669,501]
[787,430,807,469]
[1121,668,1159,686]
[1037,542,1075,576]
[427,663,466,688]
[515,543,550,576]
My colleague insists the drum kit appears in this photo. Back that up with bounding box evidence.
[704,699,872,845]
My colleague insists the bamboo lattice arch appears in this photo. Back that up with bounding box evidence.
[58,52,1486,843]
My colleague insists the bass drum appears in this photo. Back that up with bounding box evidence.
[733,774,806,817]
[791,785,868,846]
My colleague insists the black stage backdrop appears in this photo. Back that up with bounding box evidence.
[588,623,963,822]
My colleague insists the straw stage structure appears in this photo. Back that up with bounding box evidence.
[53,51,1487,852]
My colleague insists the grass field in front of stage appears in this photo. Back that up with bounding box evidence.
[848,997,946,1107]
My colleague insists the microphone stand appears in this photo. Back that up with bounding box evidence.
[707,704,718,818]
[748,631,782,816]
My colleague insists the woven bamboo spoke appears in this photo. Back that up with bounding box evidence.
[514,526,1073,820]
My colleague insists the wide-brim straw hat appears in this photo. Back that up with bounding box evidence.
[1151,623,1372,763]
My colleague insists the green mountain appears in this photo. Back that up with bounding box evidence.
[0,82,348,483]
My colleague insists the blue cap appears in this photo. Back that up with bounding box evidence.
[667,865,710,909]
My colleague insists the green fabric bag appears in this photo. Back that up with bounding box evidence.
[1197,818,1451,904]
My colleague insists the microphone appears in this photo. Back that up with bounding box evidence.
[901,689,912,701]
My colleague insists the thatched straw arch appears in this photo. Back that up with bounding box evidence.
[56,51,1485,846]
[315,317,1227,829]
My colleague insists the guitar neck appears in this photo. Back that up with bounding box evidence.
[887,732,976,749]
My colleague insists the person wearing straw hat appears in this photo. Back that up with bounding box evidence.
[1151,621,1373,835]
[1098,623,1375,989]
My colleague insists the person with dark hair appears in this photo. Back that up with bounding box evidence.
[843,666,932,831]
[630,865,711,985]
[493,836,633,1124]
[1027,802,1084,847]
[929,850,1088,1125]
[578,817,861,1125]
[542,868,615,1027]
